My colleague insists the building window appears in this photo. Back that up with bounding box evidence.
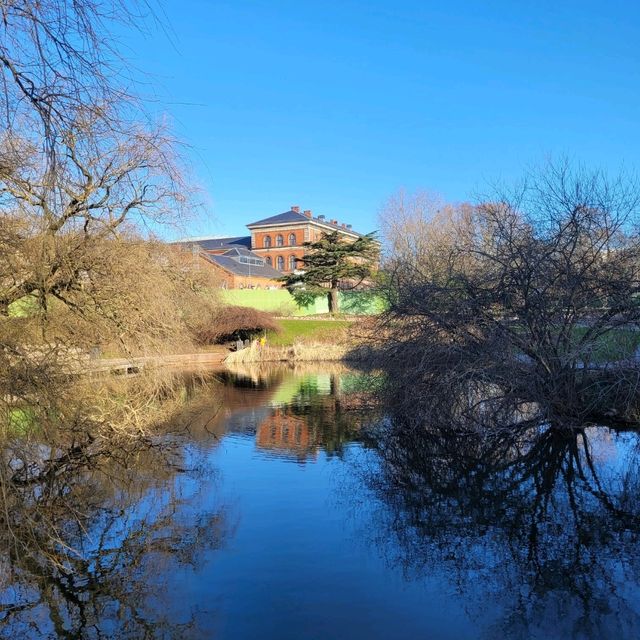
[266,256,272,266]
[276,234,284,247]
[264,235,272,248]
[276,255,284,271]
[288,255,296,271]
[239,256,264,266]
[289,233,296,246]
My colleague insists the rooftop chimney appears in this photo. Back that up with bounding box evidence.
[341,223,347,228]
[331,219,337,225]
[303,209,312,218]
[346,224,352,229]
[291,205,300,213]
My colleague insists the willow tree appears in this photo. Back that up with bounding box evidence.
[282,230,379,314]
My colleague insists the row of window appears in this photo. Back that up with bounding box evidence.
[266,255,297,271]
[263,233,296,248]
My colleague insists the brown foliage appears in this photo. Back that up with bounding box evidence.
[3,234,220,356]
[0,1,196,356]
[190,305,281,345]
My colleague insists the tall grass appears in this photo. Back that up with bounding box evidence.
[224,342,349,364]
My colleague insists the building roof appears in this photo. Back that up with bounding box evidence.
[203,252,283,279]
[247,209,364,236]
[222,246,256,258]
[172,235,252,251]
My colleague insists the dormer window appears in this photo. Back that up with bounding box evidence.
[264,235,272,248]
[276,234,284,247]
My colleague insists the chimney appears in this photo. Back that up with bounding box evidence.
[346,224,352,230]
[331,219,337,225]
[341,223,347,228]
[291,205,300,213]
[303,209,312,218]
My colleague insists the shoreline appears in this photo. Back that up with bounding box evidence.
[223,342,352,364]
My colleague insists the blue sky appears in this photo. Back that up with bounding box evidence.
[119,0,640,239]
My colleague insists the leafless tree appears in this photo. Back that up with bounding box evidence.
[375,161,640,424]
[0,1,212,355]
[0,0,154,167]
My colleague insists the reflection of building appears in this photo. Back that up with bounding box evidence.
[256,409,317,459]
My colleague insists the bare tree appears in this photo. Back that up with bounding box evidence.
[376,162,640,423]
[0,1,210,354]
[0,0,152,167]
[1,108,190,317]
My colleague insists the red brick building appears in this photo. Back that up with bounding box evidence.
[172,205,368,288]
[248,205,362,274]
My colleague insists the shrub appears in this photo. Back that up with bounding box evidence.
[190,305,280,344]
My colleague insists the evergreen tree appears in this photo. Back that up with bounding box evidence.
[282,231,379,313]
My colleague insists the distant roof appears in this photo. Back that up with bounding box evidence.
[203,252,283,279]
[222,246,255,258]
[247,209,364,236]
[171,235,252,251]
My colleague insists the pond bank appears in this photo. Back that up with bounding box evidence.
[224,341,350,364]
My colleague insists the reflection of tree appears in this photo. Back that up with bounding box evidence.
[0,452,229,638]
[0,372,230,639]
[368,400,640,639]
[1,486,226,639]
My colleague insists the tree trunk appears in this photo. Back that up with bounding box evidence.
[328,285,339,314]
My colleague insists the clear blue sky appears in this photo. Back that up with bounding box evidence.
[119,0,640,239]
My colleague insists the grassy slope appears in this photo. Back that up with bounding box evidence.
[267,319,352,346]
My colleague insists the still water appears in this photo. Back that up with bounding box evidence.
[2,365,640,639]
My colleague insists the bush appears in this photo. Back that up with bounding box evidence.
[190,305,281,344]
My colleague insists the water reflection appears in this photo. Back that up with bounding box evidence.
[0,372,230,639]
[222,365,370,462]
[2,363,640,639]
[0,460,229,638]
[367,404,640,638]
[0,365,371,638]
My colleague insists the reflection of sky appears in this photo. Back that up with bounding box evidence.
[4,368,640,639]
[191,435,476,640]
[168,374,640,638]
[159,369,482,638]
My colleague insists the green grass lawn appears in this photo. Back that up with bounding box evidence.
[267,319,353,346]
[572,327,640,363]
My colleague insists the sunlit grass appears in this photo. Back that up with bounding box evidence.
[266,319,352,347]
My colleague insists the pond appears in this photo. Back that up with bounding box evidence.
[1,364,640,639]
